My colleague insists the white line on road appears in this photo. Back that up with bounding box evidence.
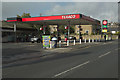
[98,51,111,58]
[115,48,118,51]
[53,61,90,78]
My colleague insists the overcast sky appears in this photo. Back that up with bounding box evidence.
[1,2,119,23]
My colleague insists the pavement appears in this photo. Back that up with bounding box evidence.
[2,39,118,78]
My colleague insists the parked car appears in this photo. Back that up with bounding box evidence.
[30,36,42,43]
[68,36,76,40]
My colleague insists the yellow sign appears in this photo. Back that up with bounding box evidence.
[102,29,107,32]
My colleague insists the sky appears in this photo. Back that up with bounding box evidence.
[1,1,119,23]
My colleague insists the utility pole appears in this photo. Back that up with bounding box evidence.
[57,24,59,41]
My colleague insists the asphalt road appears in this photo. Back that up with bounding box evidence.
[2,40,118,78]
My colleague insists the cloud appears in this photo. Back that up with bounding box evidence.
[0,2,2,20]
[45,2,118,22]
[2,0,120,2]
[2,2,118,22]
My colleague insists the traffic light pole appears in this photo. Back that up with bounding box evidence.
[43,26,45,34]
[68,21,70,39]
[43,23,46,35]
[79,25,80,40]
[57,24,59,41]
[78,25,82,40]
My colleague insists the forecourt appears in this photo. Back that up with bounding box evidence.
[7,13,101,39]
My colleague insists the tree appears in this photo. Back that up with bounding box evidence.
[70,25,75,34]
[17,13,31,18]
[59,25,67,34]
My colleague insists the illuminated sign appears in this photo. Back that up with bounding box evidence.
[42,35,50,48]
[62,15,76,19]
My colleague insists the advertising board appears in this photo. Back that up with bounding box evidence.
[42,35,50,48]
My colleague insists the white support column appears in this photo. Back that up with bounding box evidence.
[84,39,86,43]
[14,23,16,32]
[14,23,16,42]
[67,40,69,46]
[74,40,75,45]
[59,40,61,47]
[80,39,81,44]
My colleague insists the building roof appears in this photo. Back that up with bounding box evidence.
[7,13,100,25]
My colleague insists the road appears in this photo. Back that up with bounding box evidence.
[2,40,118,78]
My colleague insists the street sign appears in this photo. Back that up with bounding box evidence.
[42,35,50,48]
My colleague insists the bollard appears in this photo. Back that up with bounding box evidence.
[74,40,75,45]
[84,39,86,43]
[109,37,111,40]
[80,39,81,44]
[67,40,69,46]
[92,39,94,42]
[96,38,97,42]
[50,41,52,48]
[99,38,100,42]
[89,38,90,43]
[59,40,61,47]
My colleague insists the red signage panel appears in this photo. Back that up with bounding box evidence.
[22,14,80,22]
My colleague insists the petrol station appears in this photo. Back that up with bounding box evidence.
[7,13,101,48]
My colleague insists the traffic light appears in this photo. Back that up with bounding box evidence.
[102,20,108,28]
[65,26,68,29]
[40,27,43,30]
[102,20,108,32]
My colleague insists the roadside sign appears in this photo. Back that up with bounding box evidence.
[42,35,50,48]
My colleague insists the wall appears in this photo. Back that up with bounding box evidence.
[75,25,93,35]
[60,34,118,40]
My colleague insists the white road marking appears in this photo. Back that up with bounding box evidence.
[53,61,90,78]
[109,42,113,43]
[98,51,111,58]
[115,48,118,51]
